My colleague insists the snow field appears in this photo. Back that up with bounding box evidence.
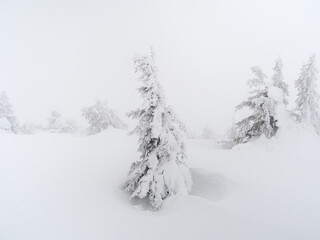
[1,127,320,240]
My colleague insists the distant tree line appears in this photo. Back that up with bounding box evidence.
[0,94,126,135]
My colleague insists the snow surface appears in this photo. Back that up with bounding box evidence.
[1,127,320,240]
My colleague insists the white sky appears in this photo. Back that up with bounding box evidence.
[1,0,320,134]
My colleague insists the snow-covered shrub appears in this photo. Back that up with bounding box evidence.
[60,119,78,134]
[47,110,78,134]
[19,123,44,134]
[122,50,192,209]
[0,91,18,133]
[294,55,320,135]
[82,100,126,135]
[47,110,62,132]
[234,67,278,144]
[47,110,61,129]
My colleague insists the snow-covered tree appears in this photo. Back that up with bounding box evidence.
[122,50,192,209]
[60,119,78,134]
[271,57,289,105]
[247,66,267,89]
[234,67,278,143]
[0,91,18,133]
[47,110,78,133]
[294,55,320,134]
[47,110,61,130]
[82,100,126,135]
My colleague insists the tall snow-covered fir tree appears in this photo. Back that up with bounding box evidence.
[122,50,192,209]
[271,57,289,105]
[295,55,320,135]
[234,67,278,144]
[0,91,18,133]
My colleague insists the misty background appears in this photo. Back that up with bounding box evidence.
[1,0,319,134]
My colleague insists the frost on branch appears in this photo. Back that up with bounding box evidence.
[122,50,192,209]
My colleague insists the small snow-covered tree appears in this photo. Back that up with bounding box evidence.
[19,122,44,134]
[60,119,78,133]
[47,110,61,130]
[47,110,78,133]
[82,100,126,134]
[271,57,289,105]
[234,67,278,143]
[247,66,267,89]
[0,92,18,133]
[122,50,192,209]
[294,55,320,134]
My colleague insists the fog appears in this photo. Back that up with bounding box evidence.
[1,0,319,134]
